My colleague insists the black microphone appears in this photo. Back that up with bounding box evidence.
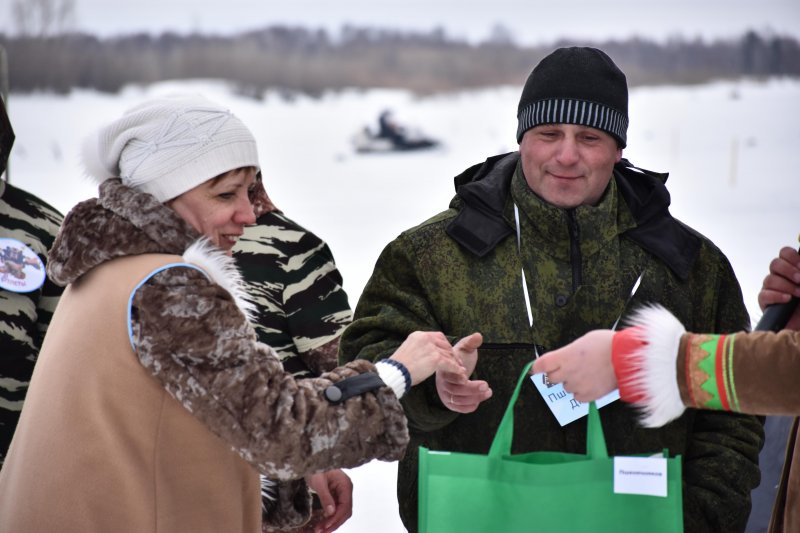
[755,297,799,332]
[754,244,800,332]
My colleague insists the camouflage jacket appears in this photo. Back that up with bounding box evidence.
[340,152,764,533]
[234,211,352,378]
[7,180,408,530]
[0,180,63,463]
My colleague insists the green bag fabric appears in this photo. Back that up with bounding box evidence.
[418,361,684,532]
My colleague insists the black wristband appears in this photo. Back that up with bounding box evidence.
[323,373,386,405]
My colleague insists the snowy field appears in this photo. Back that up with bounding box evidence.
[6,77,800,532]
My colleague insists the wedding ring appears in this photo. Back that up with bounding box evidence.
[450,394,455,405]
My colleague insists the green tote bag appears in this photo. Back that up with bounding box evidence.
[418,361,684,532]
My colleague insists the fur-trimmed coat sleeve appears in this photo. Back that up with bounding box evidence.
[128,263,409,485]
[615,304,800,423]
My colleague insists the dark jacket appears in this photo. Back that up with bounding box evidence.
[340,152,764,533]
[0,181,63,463]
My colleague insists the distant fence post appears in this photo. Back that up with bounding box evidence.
[729,135,739,187]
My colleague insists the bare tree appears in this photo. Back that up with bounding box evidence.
[11,0,76,37]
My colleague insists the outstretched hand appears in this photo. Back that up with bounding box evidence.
[531,330,617,403]
[389,331,465,386]
[437,332,493,413]
[759,246,800,330]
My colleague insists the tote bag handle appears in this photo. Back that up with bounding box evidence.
[488,361,608,460]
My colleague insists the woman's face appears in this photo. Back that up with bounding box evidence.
[168,167,258,255]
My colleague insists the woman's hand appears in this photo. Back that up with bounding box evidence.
[531,330,617,403]
[389,331,466,386]
[301,470,353,533]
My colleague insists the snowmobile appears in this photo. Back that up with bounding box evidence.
[351,127,439,154]
[352,110,440,154]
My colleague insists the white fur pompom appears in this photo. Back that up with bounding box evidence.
[80,128,118,185]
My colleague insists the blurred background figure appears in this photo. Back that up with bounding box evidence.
[0,95,63,465]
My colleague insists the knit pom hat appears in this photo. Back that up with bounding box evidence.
[82,94,259,202]
[516,47,629,147]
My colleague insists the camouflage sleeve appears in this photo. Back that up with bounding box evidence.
[129,265,409,480]
[339,234,458,432]
[0,182,64,461]
[235,213,351,377]
[680,250,764,532]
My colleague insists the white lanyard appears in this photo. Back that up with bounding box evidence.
[515,201,643,425]
[513,203,535,332]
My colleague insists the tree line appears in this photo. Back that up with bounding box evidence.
[1,26,798,97]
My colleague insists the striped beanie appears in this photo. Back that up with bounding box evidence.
[516,47,628,147]
[82,94,259,202]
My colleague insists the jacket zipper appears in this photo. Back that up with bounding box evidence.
[567,210,582,291]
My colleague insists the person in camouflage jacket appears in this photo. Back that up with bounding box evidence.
[340,47,764,532]
[234,183,355,532]
[0,96,63,465]
[235,203,351,379]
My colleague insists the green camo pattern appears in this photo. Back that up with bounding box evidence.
[340,160,763,533]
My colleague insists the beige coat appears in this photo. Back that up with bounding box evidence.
[0,180,409,532]
[0,254,262,532]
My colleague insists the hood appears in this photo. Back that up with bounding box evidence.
[446,153,700,280]
[47,179,201,286]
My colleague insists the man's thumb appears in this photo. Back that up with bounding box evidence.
[454,332,483,353]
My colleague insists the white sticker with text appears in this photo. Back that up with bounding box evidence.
[613,456,668,497]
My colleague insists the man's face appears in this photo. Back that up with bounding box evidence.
[519,123,622,208]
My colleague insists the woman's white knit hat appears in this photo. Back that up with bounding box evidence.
[82,94,259,202]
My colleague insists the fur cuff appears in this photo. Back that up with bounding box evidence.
[183,238,256,321]
[624,304,687,427]
[262,478,312,531]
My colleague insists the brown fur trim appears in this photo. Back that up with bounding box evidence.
[47,179,201,285]
[262,479,312,531]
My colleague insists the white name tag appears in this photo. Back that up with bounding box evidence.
[613,456,668,497]
[530,373,619,426]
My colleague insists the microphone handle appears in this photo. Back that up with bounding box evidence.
[754,242,800,332]
[754,297,799,332]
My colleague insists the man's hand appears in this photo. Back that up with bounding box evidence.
[758,245,800,330]
[436,332,492,413]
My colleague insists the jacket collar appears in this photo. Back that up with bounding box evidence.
[47,179,202,286]
[446,152,700,279]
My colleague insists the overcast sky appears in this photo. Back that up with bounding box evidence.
[3,0,799,45]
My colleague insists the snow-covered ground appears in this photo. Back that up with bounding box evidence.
[6,77,800,532]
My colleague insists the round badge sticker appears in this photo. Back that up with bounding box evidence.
[0,238,47,293]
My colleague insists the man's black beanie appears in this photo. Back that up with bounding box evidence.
[516,47,629,147]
